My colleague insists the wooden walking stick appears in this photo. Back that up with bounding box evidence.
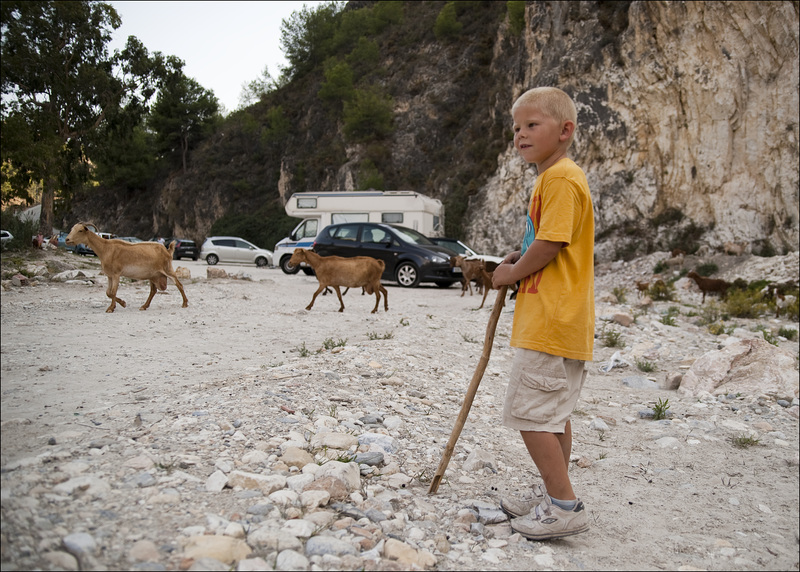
[428,285,509,494]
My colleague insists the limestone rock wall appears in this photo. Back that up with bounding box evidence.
[468,1,799,259]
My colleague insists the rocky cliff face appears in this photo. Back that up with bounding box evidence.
[70,2,798,260]
[469,1,799,260]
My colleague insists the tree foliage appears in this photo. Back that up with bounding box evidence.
[149,71,219,173]
[280,1,344,79]
[0,1,169,233]
[434,2,463,40]
[343,88,394,142]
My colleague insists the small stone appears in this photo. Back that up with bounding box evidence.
[305,535,358,557]
[128,539,160,562]
[206,470,228,492]
[183,535,252,565]
[275,550,309,571]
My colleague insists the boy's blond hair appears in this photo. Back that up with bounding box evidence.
[512,87,578,148]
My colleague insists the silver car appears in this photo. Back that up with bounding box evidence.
[200,236,273,267]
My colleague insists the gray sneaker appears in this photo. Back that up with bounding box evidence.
[510,495,589,540]
[500,483,547,518]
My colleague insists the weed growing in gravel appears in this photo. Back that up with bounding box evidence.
[731,434,760,448]
[636,357,656,372]
[660,306,680,326]
[612,286,628,304]
[778,326,798,341]
[296,342,311,357]
[695,262,719,276]
[367,331,394,340]
[399,317,410,326]
[754,325,778,346]
[601,327,623,348]
[652,397,670,420]
[322,337,347,350]
[724,288,769,319]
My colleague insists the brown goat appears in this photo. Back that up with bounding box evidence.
[450,256,485,297]
[687,271,730,304]
[289,249,387,313]
[635,281,650,298]
[65,222,188,313]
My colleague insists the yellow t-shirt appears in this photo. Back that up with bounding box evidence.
[510,158,595,361]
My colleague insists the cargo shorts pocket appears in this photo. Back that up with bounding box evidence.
[509,361,568,422]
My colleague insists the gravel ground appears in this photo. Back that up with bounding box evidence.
[1,249,798,571]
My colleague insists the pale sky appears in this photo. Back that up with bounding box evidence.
[109,1,328,114]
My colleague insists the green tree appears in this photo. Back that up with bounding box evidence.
[434,2,462,40]
[343,88,394,142]
[0,1,165,235]
[507,0,526,34]
[280,1,343,78]
[318,59,355,106]
[149,72,219,173]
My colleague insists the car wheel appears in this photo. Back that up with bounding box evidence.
[280,255,301,275]
[255,256,268,267]
[206,254,219,265]
[301,267,315,276]
[192,255,198,261]
[435,281,454,288]
[395,262,420,288]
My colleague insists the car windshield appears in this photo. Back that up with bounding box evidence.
[391,226,434,245]
[437,239,469,255]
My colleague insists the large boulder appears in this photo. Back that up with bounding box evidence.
[679,338,798,399]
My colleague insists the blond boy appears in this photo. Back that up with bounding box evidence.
[492,87,595,540]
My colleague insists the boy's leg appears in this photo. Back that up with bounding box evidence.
[556,419,572,469]
[521,428,574,500]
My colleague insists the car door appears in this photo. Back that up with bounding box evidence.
[324,224,362,259]
[214,239,236,262]
[234,239,255,263]
[356,225,399,277]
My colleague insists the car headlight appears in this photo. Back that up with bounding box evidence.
[429,254,448,264]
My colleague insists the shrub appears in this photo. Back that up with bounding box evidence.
[0,211,38,251]
[507,0,525,34]
[649,281,675,301]
[653,260,669,274]
[778,327,798,341]
[343,88,393,142]
[434,2,462,40]
[612,286,627,304]
[724,289,768,319]
[695,262,718,277]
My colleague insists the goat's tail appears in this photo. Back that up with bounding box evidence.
[167,241,177,255]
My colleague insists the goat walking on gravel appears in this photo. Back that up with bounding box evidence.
[289,248,387,313]
[65,222,188,313]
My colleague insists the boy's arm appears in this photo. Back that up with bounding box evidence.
[492,239,563,287]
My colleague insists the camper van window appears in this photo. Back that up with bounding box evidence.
[297,198,317,209]
[299,220,318,239]
[433,216,441,231]
[381,213,403,224]
[331,213,368,224]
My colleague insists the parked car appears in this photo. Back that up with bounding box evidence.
[429,237,505,265]
[311,222,461,288]
[75,232,116,256]
[1,230,13,248]
[118,236,143,243]
[164,237,199,260]
[200,236,273,267]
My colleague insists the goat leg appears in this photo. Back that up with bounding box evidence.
[105,276,126,313]
[429,285,508,494]
[306,285,327,310]
[168,273,189,308]
[140,280,158,311]
[333,286,345,312]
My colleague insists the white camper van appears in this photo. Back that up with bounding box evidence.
[274,190,444,274]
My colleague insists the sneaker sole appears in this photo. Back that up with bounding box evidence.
[513,523,589,541]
